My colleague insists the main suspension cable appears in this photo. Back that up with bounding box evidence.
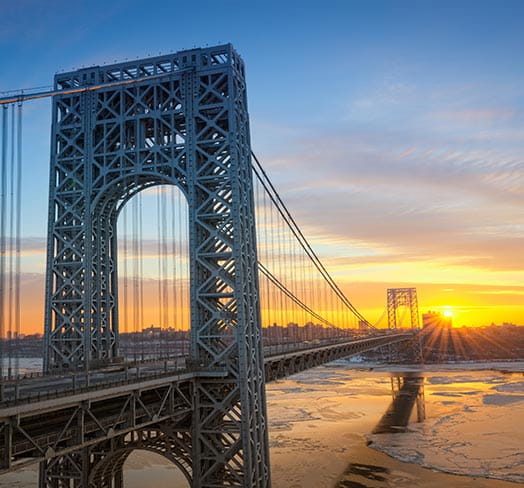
[251,151,374,329]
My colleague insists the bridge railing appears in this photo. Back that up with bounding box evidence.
[0,357,190,407]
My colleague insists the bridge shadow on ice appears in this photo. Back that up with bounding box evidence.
[337,373,426,488]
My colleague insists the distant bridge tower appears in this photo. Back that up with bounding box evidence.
[42,45,270,487]
[387,287,419,329]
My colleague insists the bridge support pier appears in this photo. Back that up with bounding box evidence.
[380,334,423,364]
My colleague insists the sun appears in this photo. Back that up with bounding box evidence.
[442,308,453,317]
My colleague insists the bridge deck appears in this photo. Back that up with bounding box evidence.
[0,333,412,473]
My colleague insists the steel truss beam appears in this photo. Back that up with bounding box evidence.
[264,334,412,381]
[0,375,192,474]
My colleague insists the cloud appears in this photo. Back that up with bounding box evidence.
[429,108,516,125]
[16,237,46,255]
[267,129,524,205]
[284,185,524,275]
[255,93,524,280]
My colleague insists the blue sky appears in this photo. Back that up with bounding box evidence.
[1,0,523,327]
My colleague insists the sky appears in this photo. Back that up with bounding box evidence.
[1,0,523,332]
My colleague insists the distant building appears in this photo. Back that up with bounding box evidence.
[422,311,452,329]
[502,322,517,328]
[142,325,162,334]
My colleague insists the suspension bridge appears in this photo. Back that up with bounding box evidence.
[0,44,420,488]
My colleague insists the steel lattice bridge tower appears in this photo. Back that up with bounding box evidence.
[387,287,419,329]
[386,287,423,363]
[43,44,270,487]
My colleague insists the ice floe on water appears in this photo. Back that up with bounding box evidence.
[266,360,524,486]
[428,374,504,385]
[492,380,524,393]
[267,405,320,431]
[367,363,524,483]
[482,393,524,405]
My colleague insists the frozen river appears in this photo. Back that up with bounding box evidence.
[366,363,524,484]
[266,360,524,487]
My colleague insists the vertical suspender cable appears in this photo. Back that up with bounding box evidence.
[156,189,162,330]
[159,188,164,358]
[276,203,284,347]
[273,200,282,352]
[260,185,266,340]
[162,189,168,331]
[161,188,167,358]
[138,192,145,359]
[179,189,187,357]
[267,187,275,349]
[284,218,292,346]
[0,105,8,379]
[8,105,15,376]
[14,102,22,376]
[171,186,179,358]
[290,234,298,332]
[263,187,271,344]
[132,196,139,361]
[252,153,373,328]
[300,237,307,342]
[122,205,129,360]
[254,179,263,342]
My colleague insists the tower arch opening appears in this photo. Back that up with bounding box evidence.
[88,427,193,488]
[123,449,191,488]
[116,184,190,362]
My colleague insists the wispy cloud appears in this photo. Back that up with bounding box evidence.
[429,108,516,125]
[256,76,524,287]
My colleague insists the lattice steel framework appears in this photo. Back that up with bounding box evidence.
[42,44,270,487]
[38,427,193,488]
[387,287,419,329]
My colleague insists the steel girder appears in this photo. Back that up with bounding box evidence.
[42,44,270,487]
[0,376,193,475]
[389,332,424,363]
[264,334,412,382]
[86,426,193,486]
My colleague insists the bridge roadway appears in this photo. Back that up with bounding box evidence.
[0,333,412,475]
